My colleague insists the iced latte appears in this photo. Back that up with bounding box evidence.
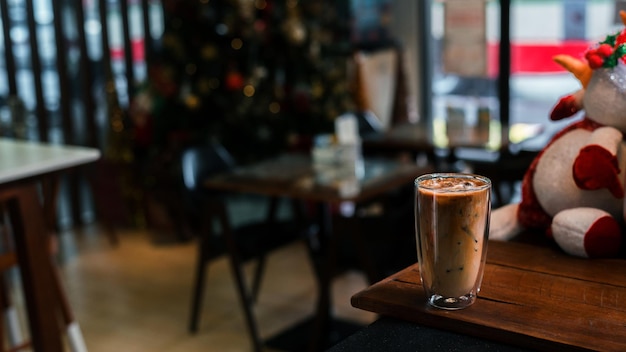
[415,173,491,310]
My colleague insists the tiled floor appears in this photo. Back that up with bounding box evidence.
[9,218,377,351]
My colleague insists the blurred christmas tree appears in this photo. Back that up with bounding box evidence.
[131,0,355,166]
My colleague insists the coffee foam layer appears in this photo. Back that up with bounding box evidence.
[419,176,488,192]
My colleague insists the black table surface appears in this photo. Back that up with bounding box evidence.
[326,316,533,352]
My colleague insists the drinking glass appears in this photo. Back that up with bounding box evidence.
[415,173,491,310]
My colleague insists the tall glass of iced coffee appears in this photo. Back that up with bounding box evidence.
[415,173,491,310]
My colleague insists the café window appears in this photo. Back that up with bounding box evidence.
[422,0,624,150]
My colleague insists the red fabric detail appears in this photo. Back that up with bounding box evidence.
[550,95,581,121]
[584,216,622,258]
[573,145,624,198]
[518,118,604,233]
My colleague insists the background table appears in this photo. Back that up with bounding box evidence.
[362,121,545,154]
[205,153,430,351]
[0,138,100,351]
[363,122,546,206]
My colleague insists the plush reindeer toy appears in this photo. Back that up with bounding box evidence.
[490,11,626,258]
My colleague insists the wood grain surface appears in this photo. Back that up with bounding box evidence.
[351,240,626,352]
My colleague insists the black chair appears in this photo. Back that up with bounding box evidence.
[182,143,310,352]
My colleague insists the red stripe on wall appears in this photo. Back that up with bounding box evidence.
[487,40,592,77]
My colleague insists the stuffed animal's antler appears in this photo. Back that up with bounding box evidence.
[553,55,592,87]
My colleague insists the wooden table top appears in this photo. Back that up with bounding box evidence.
[351,239,626,352]
[204,153,431,203]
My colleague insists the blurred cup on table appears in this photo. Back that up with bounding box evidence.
[415,173,491,310]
